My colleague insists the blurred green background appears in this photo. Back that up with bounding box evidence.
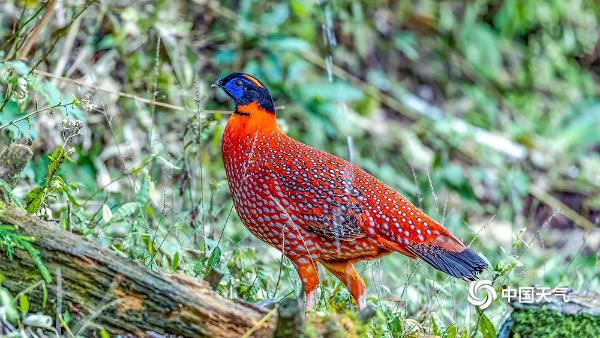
[1,0,599,336]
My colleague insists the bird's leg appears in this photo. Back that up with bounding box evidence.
[293,259,319,310]
[321,261,366,310]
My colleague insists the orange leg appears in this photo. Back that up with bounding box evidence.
[292,258,319,310]
[321,260,366,310]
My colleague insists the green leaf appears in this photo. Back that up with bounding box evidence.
[63,189,80,208]
[393,32,419,60]
[158,155,181,171]
[0,288,18,322]
[136,170,150,205]
[111,202,138,223]
[142,234,154,256]
[46,145,66,184]
[99,328,110,338]
[18,294,29,317]
[63,310,72,325]
[205,246,221,275]
[146,205,155,218]
[33,80,84,119]
[432,317,441,336]
[10,61,29,75]
[262,2,289,26]
[0,179,24,209]
[102,204,113,223]
[444,324,458,338]
[476,308,497,338]
[555,101,600,151]
[0,100,20,116]
[300,81,363,102]
[0,99,36,138]
[458,13,502,80]
[269,37,310,52]
[24,186,44,214]
[171,251,180,272]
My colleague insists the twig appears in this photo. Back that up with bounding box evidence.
[74,299,120,336]
[16,0,58,60]
[33,69,190,111]
[241,306,278,338]
[32,69,286,114]
[52,15,82,84]
[32,69,230,114]
[13,280,44,300]
[56,267,62,336]
[1,5,41,54]
[0,102,72,130]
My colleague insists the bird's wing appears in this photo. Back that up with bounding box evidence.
[261,152,369,242]
[266,172,368,241]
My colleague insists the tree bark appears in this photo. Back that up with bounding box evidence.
[0,204,276,337]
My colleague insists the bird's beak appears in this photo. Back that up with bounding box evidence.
[211,79,223,88]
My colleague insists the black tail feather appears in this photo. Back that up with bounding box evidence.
[408,244,488,281]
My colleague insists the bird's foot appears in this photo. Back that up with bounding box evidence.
[357,294,366,311]
[305,291,316,311]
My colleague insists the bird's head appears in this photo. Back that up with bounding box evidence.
[213,73,275,115]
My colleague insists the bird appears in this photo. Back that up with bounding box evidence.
[214,72,487,310]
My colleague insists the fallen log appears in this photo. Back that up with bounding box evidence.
[0,203,276,337]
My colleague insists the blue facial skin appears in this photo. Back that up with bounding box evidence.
[215,73,275,113]
[222,78,245,101]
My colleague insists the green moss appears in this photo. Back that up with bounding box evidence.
[0,224,51,284]
[511,308,600,337]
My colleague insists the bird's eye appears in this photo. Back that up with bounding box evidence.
[235,80,243,87]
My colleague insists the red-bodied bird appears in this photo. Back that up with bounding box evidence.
[215,73,487,310]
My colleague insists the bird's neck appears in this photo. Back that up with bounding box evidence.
[222,101,281,159]
[226,101,279,136]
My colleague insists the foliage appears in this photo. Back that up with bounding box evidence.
[24,144,80,215]
[0,0,599,336]
[511,308,600,337]
[0,225,51,283]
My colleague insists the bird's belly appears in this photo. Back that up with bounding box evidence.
[316,237,388,261]
[233,193,385,261]
[226,170,292,250]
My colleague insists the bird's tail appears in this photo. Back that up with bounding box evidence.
[406,226,488,281]
[407,243,487,281]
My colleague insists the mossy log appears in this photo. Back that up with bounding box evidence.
[0,204,276,337]
[499,290,600,337]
